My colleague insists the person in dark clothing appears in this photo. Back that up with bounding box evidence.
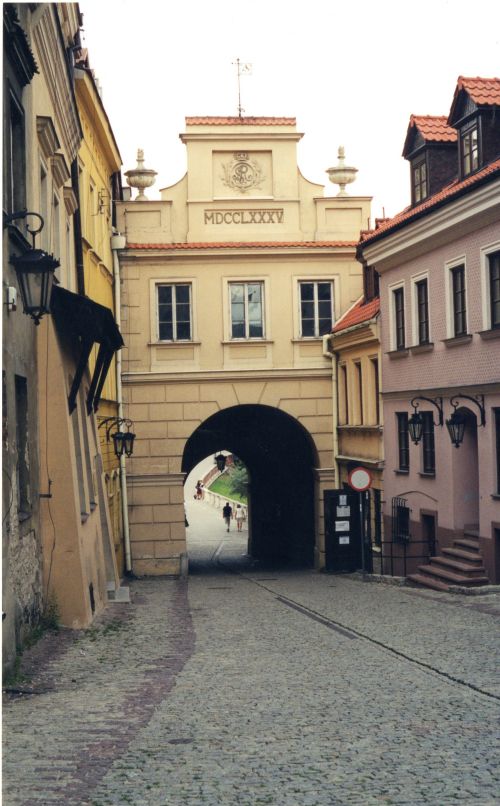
[222,502,233,532]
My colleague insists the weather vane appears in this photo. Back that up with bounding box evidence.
[233,58,252,118]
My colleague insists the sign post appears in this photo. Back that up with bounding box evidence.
[347,467,373,576]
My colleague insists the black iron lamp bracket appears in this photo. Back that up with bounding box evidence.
[410,396,444,427]
[98,416,134,441]
[449,394,486,426]
[3,210,44,246]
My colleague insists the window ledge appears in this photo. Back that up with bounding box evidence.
[291,337,323,343]
[394,469,409,475]
[222,339,274,345]
[81,512,90,524]
[386,348,409,359]
[419,471,436,478]
[478,328,500,341]
[491,493,500,500]
[410,342,434,354]
[149,340,201,346]
[442,334,473,348]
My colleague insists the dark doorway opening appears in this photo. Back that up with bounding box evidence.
[182,405,318,569]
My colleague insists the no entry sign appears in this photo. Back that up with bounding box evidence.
[347,466,373,492]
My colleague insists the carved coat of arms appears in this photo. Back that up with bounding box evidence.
[221,152,264,194]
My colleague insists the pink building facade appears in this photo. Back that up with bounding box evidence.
[359,77,500,586]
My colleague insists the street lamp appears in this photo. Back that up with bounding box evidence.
[5,210,59,325]
[99,417,136,459]
[215,452,227,472]
[445,394,486,448]
[408,396,443,445]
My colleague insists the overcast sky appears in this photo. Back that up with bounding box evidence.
[80,0,500,221]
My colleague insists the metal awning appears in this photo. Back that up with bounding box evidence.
[50,285,124,415]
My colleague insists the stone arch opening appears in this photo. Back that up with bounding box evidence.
[182,405,319,568]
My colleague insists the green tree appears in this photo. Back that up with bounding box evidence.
[228,463,249,499]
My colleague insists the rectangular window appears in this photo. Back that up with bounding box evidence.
[416,279,429,344]
[339,364,348,425]
[15,375,30,516]
[230,282,264,339]
[371,358,380,424]
[354,361,363,424]
[157,284,192,341]
[421,412,435,474]
[412,159,427,204]
[489,251,500,330]
[6,92,26,215]
[451,265,467,336]
[495,409,500,495]
[393,287,405,349]
[299,281,333,337]
[461,124,479,176]
[396,413,409,471]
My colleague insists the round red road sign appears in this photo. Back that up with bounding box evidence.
[347,466,373,492]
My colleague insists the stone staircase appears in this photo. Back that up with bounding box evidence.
[407,530,490,592]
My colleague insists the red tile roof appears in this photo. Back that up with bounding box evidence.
[333,296,380,333]
[360,157,500,246]
[126,240,357,250]
[409,115,457,143]
[185,116,297,126]
[456,76,500,106]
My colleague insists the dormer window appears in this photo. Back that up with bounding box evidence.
[461,122,479,177]
[412,159,428,204]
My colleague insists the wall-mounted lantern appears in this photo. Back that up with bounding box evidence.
[99,417,136,459]
[445,394,486,448]
[408,396,443,445]
[4,210,59,325]
[215,452,227,472]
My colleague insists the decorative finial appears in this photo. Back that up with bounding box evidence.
[124,149,157,201]
[326,146,358,196]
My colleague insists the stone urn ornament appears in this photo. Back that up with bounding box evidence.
[124,149,157,200]
[326,146,358,196]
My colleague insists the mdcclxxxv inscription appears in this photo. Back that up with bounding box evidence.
[204,209,285,225]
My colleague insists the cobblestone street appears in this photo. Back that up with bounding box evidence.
[3,500,500,805]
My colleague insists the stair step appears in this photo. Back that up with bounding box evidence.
[430,556,486,575]
[417,564,489,586]
[442,547,484,563]
[407,573,450,592]
[454,538,481,552]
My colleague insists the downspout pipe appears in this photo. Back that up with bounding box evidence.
[322,334,340,485]
[71,159,85,295]
[111,231,132,574]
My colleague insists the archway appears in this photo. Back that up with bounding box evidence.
[452,406,479,531]
[182,405,319,568]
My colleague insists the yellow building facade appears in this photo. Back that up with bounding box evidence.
[74,60,125,571]
[329,291,384,565]
[116,117,371,575]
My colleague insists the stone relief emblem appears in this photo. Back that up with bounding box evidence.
[221,152,265,194]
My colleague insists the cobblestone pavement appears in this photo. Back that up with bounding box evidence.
[3,499,500,806]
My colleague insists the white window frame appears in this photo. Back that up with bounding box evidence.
[480,240,500,331]
[297,280,334,338]
[152,280,194,343]
[228,280,266,340]
[411,271,431,346]
[444,256,468,338]
[388,280,406,351]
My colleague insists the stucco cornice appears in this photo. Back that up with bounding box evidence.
[121,243,357,261]
[180,132,303,144]
[382,381,500,399]
[122,368,332,385]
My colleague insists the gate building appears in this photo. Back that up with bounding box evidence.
[116,117,371,574]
